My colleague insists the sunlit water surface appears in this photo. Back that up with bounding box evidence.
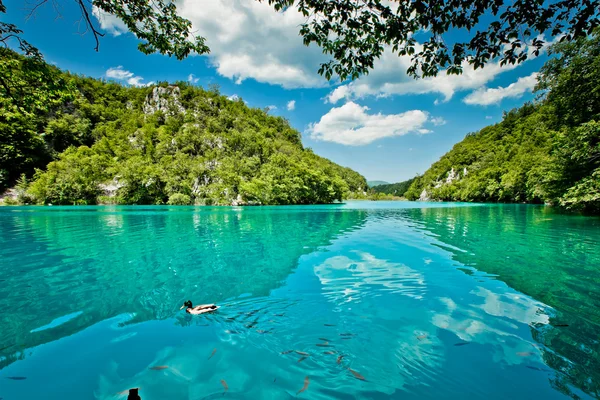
[1,202,599,399]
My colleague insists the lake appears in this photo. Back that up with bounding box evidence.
[1,202,599,399]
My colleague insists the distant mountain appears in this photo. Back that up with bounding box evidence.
[370,178,416,197]
[368,180,390,187]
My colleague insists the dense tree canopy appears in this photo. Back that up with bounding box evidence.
[369,178,416,197]
[405,30,600,214]
[1,0,598,81]
[0,49,366,205]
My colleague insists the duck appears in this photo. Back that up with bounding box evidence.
[180,300,219,315]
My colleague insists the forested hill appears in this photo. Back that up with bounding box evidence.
[370,178,416,197]
[0,49,366,206]
[405,31,600,214]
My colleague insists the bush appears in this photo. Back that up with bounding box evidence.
[167,193,192,205]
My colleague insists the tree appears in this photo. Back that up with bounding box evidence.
[2,0,599,81]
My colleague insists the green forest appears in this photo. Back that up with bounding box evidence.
[405,31,600,214]
[0,49,366,206]
[369,178,416,199]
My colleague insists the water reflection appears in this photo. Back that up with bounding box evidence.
[0,204,599,400]
[0,206,367,369]
[401,205,600,399]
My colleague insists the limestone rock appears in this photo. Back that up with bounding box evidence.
[143,86,185,115]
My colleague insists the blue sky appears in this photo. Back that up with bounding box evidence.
[4,0,550,183]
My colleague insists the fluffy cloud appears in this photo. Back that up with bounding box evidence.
[106,66,133,80]
[431,117,447,126]
[187,74,200,84]
[177,0,327,89]
[325,33,557,105]
[92,6,127,36]
[286,100,296,111]
[326,48,524,105]
[462,72,539,106]
[105,66,150,87]
[307,102,431,146]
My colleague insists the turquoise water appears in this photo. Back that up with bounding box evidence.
[1,202,599,399]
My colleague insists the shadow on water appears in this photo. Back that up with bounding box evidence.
[399,204,600,399]
[0,206,367,369]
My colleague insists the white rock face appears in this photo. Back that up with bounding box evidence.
[99,179,124,198]
[143,86,185,115]
[446,167,459,184]
[463,167,468,176]
[419,189,430,201]
[231,194,246,206]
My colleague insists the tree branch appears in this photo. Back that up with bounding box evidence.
[76,0,104,52]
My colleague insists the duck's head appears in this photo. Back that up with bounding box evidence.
[180,300,193,310]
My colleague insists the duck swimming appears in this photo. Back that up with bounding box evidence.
[180,300,219,315]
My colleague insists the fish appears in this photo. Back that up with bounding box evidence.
[149,366,169,370]
[454,342,470,346]
[341,337,353,340]
[220,379,229,393]
[526,366,550,372]
[516,352,533,357]
[324,351,336,354]
[295,351,309,356]
[318,338,331,342]
[337,355,344,364]
[6,377,27,380]
[274,313,285,317]
[225,330,240,334]
[296,376,310,395]
[281,350,294,354]
[256,329,272,334]
[340,333,354,336]
[209,348,217,359]
[553,324,569,327]
[348,368,366,381]
[316,342,330,347]
[416,334,428,341]
[297,356,307,363]
[324,324,336,327]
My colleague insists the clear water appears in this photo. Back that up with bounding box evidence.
[1,202,599,400]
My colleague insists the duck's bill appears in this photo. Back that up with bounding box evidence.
[180,305,185,310]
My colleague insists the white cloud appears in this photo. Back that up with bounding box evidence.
[178,0,327,89]
[286,100,296,111]
[92,6,127,36]
[227,94,239,101]
[307,101,430,146]
[463,72,539,106]
[106,66,133,80]
[326,48,523,105]
[266,105,277,111]
[418,129,432,134]
[486,116,493,120]
[105,66,150,87]
[187,74,200,84]
[431,117,446,126]
[325,34,555,105]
